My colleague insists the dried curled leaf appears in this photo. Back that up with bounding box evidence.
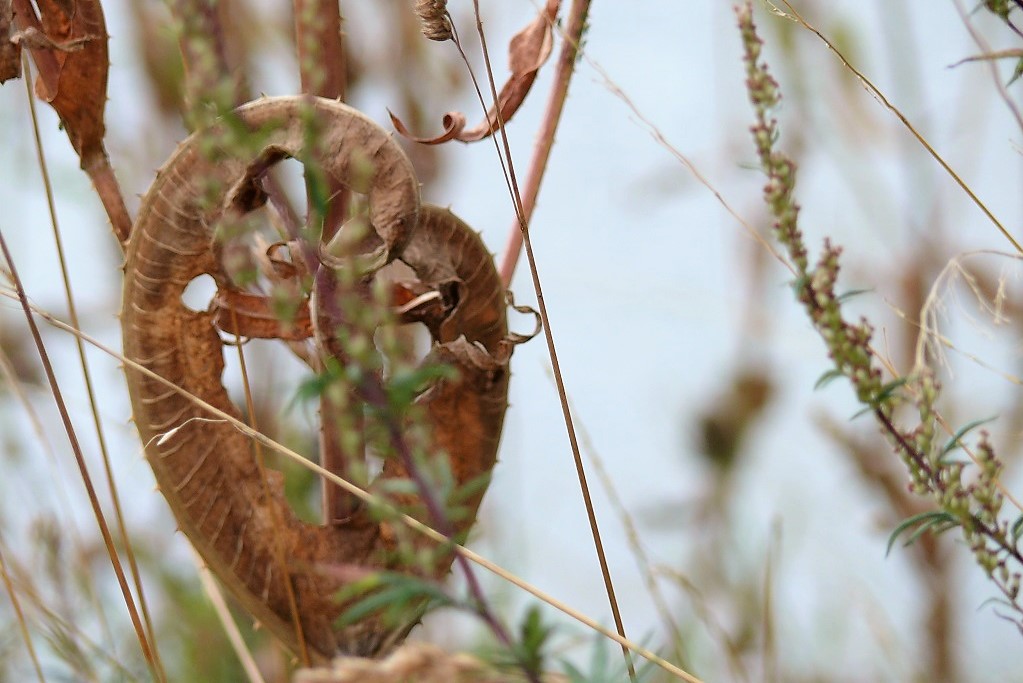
[0,0,20,83]
[123,97,524,661]
[391,0,560,144]
[211,287,314,341]
[13,0,109,167]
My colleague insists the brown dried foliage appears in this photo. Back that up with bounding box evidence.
[391,0,560,144]
[121,97,521,661]
[13,0,105,165]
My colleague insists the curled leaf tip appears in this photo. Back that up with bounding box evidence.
[414,0,452,42]
[395,0,561,145]
[388,107,465,145]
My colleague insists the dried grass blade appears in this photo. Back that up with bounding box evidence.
[0,231,159,676]
[466,1,635,678]
[0,541,46,682]
[21,54,167,683]
[11,293,704,682]
[775,0,1023,256]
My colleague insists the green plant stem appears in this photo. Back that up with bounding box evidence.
[356,373,522,671]
[8,296,704,682]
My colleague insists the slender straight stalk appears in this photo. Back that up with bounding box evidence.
[293,0,363,525]
[468,2,636,678]
[10,302,705,683]
[0,229,158,676]
[22,59,167,682]
[229,315,310,665]
[0,542,46,683]
[498,0,591,286]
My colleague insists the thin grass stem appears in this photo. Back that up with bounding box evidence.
[0,232,158,676]
[191,545,268,683]
[0,540,46,683]
[7,292,704,682]
[21,55,168,683]
[466,3,635,677]
[228,315,310,665]
[775,0,1023,256]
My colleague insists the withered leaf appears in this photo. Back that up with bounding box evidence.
[211,287,314,342]
[13,0,109,167]
[391,0,560,144]
[0,0,20,83]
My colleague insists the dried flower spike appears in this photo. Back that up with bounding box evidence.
[415,0,452,41]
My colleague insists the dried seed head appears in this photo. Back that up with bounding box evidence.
[414,0,452,41]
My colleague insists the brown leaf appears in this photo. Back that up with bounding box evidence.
[13,0,110,167]
[392,0,559,144]
[0,0,21,83]
[211,287,314,342]
[388,107,465,145]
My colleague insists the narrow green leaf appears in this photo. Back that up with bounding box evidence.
[979,595,1016,611]
[335,573,454,628]
[886,511,956,557]
[872,376,909,406]
[850,404,874,420]
[836,287,874,303]
[940,416,997,456]
[561,661,587,683]
[814,369,844,390]
[1010,515,1023,542]
[903,516,958,548]
[1009,57,1023,86]
[448,472,492,506]
[386,362,458,408]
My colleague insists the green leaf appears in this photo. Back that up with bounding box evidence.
[814,369,844,390]
[288,358,343,411]
[514,606,552,676]
[1010,514,1023,542]
[872,376,909,406]
[903,516,957,548]
[836,287,874,303]
[850,404,874,420]
[292,373,331,405]
[386,363,459,409]
[1010,56,1023,86]
[334,573,454,628]
[373,477,420,497]
[886,511,957,557]
[561,661,587,683]
[448,472,493,507]
[940,417,997,457]
[979,595,1016,611]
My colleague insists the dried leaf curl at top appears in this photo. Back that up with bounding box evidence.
[391,0,560,144]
